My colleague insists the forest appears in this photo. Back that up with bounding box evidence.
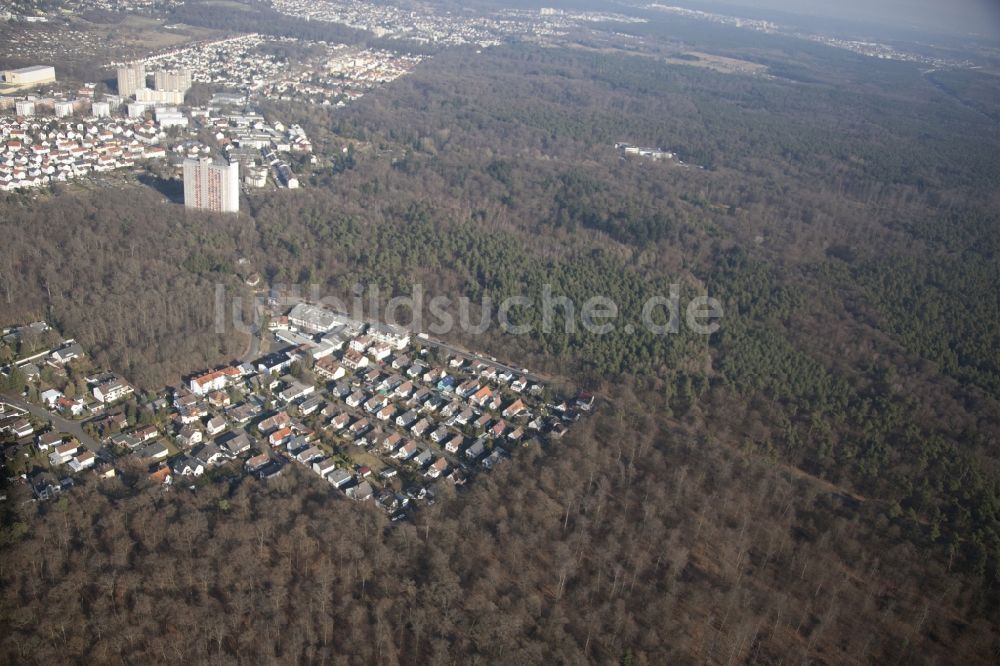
[2,11,999,664]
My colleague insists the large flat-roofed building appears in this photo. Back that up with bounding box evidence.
[288,303,342,334]
[183,157,239,214]
[117,62,146,98]
[2,65,56,88]
[153,69,192,93]
[135,87,185,105]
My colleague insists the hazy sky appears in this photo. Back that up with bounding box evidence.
[688,0,1000,38]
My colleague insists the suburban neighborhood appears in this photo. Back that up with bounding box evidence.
[0,304,593,519]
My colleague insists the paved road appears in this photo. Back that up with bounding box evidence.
[1,392,103,455]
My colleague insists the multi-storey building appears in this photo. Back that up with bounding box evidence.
[183,157,239,214]
[116,63,146,98]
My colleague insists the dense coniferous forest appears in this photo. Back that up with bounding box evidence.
[1,12,999,663]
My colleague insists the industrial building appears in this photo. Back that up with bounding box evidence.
[183,157,239,214]
[1,65,56,88]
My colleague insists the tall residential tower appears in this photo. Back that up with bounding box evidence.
[116,62,146,98]
[183,158,239,214]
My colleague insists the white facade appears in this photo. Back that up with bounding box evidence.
[183,157,239,214]
[136,87,185,105]
[153,69,192,93]
[117,63,146,98]
[2,65,55,86]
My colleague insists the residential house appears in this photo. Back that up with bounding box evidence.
[412,448,434,468]
[345,390,366,408]
[349,335,372,353]
[368,342,392,361]
[426,456,448,479]
[364,395,389,414]
[40,388,63,407]
[393,440,417,460]
[138,442,169,461]
[381,433,403,453]
[171,455,205,477]
[189,366,241,395]
[31,472,63,501]
[367,322,410,350]
[465,437,487,460]
[48,441,79,466]
[256,351,294,375]
[488,419,507,439]
[285,435,310,456]
[279,381,314,403]
[177,425,203,449]
[298,395,324,416]
[205,416,227,437]
[220,431,251,456]
[341,349,368,370]
[49,342,84,366]
[457,379,480,398]
[327,469,353,489]
[133,425,158,443]
[314,357,346,381]
[56,396,85,416]
[195,443,232,467]
[349,418,371,435]
[502,399,526,419]
[443,434,463,454]
[258,412,290,433]
[296,445,324,464]
[328,413,351,431]
[92,376,133,403]
[470,386,493,408]
[396,409,418,428]
[482,447,506,470]
[453,408,475,426]
[36,431,63,451]
[246,452,270,472]
[410,418,431,438]
[269,426,292,447]
[69,451,97,474]
[207,390,231,409]
[423,367,447,384]
[346,481,373,501]
[312,458,337,477]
